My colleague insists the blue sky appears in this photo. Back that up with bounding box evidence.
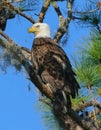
[0,1,90,130]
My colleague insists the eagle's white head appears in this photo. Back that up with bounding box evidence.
[28,23,51,38]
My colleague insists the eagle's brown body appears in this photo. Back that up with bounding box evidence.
[31,37,80,108]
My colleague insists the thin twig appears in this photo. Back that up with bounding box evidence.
[72,7,100,15]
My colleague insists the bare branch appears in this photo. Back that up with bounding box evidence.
[37,0,51,22]
[53,0,74,43]
[51,1,67,43]
[0,29,13,43]
[51,1,62,17]
[67,0,74,20]
[51,1,65,43]
[8,3,35,23]
[54,16,68,43]
[89,108,101,119]
[75,100,101,112]
[0,29,31,60]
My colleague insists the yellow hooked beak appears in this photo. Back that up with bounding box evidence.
[28,26,39,33]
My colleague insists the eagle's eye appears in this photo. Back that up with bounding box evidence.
[35,25,40,28]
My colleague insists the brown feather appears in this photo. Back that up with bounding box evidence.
[31,37,80,108]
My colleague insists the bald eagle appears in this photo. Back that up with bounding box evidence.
[28,23,80,110]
